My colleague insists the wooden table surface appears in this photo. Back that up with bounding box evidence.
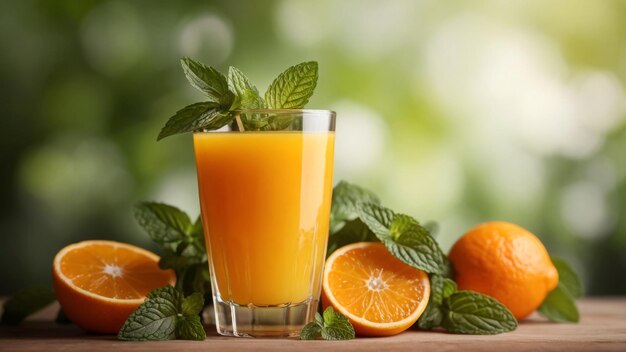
[1,298,625,351]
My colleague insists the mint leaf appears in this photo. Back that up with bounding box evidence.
[181,292,204,316]
[551,257,583,299]
[537,257,581,323]
[157,102,232,140]
[265,61,318,109]
[180,57,233,106]
[321,307,355,340]
[190,216,203,237]
[228,66,265,110]
[441,277,457,298]
[357,202,394,237]
[417,275,456,330]
[359,203,450,275]
[431,275,457,305]
[442,291,517,335]
[330,181,380,233]
[176,315,206,340]
[134,202,191,249]
[300,318,323,340]
[118,286,182,341]
[538,286,580,323]
[417,303,443,330]
[118,286,206,341]
[135,202,210,297]
[327,218,378,256]
[1,287,55,325]
[300,307,355,340]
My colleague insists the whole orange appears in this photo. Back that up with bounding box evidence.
[448,221,558,320]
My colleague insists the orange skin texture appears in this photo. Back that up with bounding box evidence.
[53,273,140,333]
[448,221,559,320]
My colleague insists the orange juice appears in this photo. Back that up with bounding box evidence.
[194,131,335,306]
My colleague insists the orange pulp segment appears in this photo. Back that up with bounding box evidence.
[53,240,176,333]
[322,242,430,336]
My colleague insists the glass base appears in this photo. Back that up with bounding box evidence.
[212,296,318,338]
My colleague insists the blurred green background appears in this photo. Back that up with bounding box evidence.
[1,0,625,295]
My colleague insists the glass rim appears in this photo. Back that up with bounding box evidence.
[233,109,336,117]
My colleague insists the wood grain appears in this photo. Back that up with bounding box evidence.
[1,298,625,351]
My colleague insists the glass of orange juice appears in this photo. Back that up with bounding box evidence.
[193,109,336,338]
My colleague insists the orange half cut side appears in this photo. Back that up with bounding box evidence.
[322,242,430,336]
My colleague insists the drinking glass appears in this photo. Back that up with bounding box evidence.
[193,109,336,337]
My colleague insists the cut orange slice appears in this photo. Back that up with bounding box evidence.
[322,242,430,336]
[52,240,176,333]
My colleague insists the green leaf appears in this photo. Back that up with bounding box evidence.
[442,291,518,335]
[551,257,583,299]
[330,181,380,233]
[119,286,207,341]
[118,286,182,341]
[157,102,232,140]
[327,218,378,256]
[357,202,394,238]
[417,303,443,330]
[300,320,322,340]
[177,263,211,297]
[176,315,206,340]
[265,61,318,109]
[228,66,265,110]
[301,308,355,340]
[180,57,233,106]
[181,292,204,316]
[190,216,204,238]
[1,287,55,325]
[538,285,580,323]
[320,307,355,340]
[359,204,450,275]
[431,275,457,306]
[442,277,457,299]
[417,274,456,330]
[159,254,198,271]
[134,202,190,249]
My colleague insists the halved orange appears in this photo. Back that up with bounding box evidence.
[322,242,430,336]
[52,240,176,333]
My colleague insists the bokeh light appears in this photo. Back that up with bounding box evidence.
[1,0,625,295]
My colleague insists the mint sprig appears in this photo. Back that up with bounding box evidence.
[118,286,206,341]
[134,202,210,296]
[325,180,525,335]
[538,256,582,323]
[300,307,355,340]
[157,58,320,139]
